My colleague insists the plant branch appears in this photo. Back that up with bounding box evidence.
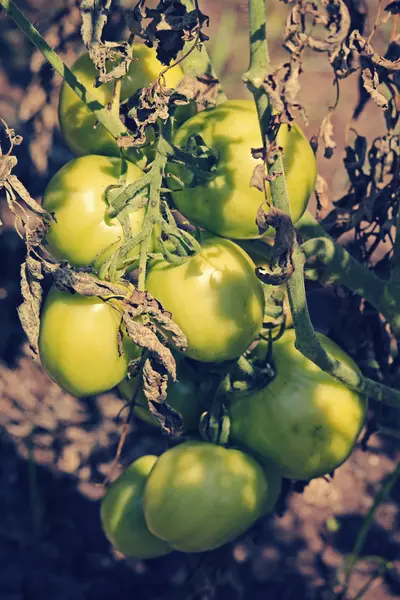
[0,0,129,142]
[302,237,400,334]
[296,212,400,336]
[137,135,171,291]
[245,0,400,409]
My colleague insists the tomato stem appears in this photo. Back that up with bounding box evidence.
[0,0,129,143]
[245,0,400,409]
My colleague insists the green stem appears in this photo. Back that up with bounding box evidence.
[245,0,400,409]
[297,212,400,337]
[0,0,128,142]
[137,134,172,291]
[295,210,332,241]
[302,237,399,326]
[243,0,272,137]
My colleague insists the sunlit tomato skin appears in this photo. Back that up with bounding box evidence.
[228,330,367,481]
[143,441,268,553]
[58,45,194,160]
[101,455,172,559]
[145,235,265,363]
[169,99,317,239]
[43,155,148,268]
[253,454,283,515]
[39,287,140,398]
[118,355,208,431]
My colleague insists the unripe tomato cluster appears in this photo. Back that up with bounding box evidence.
[37,44,366,558]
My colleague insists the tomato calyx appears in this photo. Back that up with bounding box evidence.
[225,341,277,396]
[199,400,231,446]
[98,130,202,282]
[167,133,219,189]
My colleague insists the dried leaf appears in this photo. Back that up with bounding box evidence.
[53,269,129,299]
[256,206,296,285]
[122,288,187,355]
[17,257,44,355]
[80,0,111,48]
[385,1,400,15]
[315,174,330,217]
[319,112,336,158]
[350,30,400,71]
[250,164,266,193]
[142,358,183,435]
[362,68,389,110]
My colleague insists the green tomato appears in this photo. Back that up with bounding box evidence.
[169,99,317,239]
[228,329,367,480]
[43,155,149,268]
[58,44,194,160]
[39,287,139,397]
[145,234,265,363]
[253,454,283,515]
[101,455,172,559]
[118,355,208,431]
[143,441,268,553]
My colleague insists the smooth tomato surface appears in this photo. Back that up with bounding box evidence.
[228,329,366,480]
[170,99,317,239]
[43,155,147,268]
[118,355,208,431]
[143,441,268,553]
[58,44,192,159]
[101,455,171,559]
[39,287,139,397]
[145,235,265,363]
[253,454,283,515]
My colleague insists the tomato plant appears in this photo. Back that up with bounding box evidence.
[39,287,140,398]
[145,234,265,363]
[143,441,268,553]
[101,455,172,559]
[228,329,367,481]
[118,354,209,431]
[58,44,194,160]
[3,0,400,579]
[169,99,317,239]
[42,155,150,268]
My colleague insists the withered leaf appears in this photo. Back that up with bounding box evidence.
[53,269,129,299]
[17,257,44,355]
[319,112,336,159]
[385,1,400,15]
[362,68,389,110]
[256,206,296,286]
[350,30,400,71]
[315,174,330,217]
[122,288,187,357]
[80,0,111,50]
[142,358,183,436]
[250,164,266,193]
